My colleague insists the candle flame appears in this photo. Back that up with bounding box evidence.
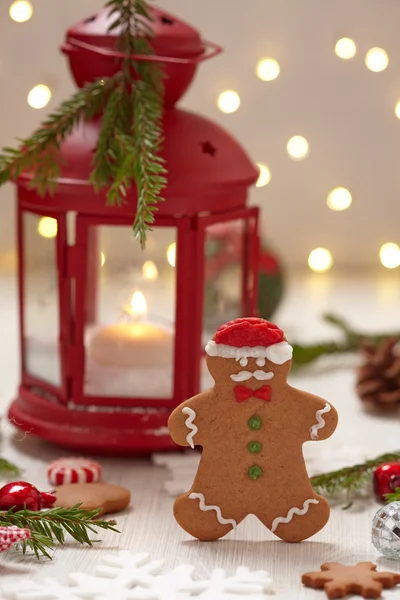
[130,291,147,318]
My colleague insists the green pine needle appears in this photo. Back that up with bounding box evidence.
[292,312,400,367]
[0,503,119,559]
[132,81,166,248]
[0,457,21,477]
[0,77,118,196]
[384,487,400,504]
[0,0,166,247]
[311,451,400,498]
[103,0,166,246]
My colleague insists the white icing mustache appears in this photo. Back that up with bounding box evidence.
[230,370,274,382]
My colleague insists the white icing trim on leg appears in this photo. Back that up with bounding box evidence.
[309,403,331,440]
[189,493,237,528]
[271,498,319,532]
[182,407,198,449]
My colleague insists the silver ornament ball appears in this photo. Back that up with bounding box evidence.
[372,501,400,559]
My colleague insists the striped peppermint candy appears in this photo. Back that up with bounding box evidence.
[47,457,102,485]
[0,526,31,552]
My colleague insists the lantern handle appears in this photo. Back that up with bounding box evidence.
[61,38,223,64]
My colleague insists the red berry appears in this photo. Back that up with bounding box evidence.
[0,481,56,512]
[373,463,400,502]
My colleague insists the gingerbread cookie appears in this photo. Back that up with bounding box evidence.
[168,317,338,542]
[54,483,130,516]
[302,562,400,598]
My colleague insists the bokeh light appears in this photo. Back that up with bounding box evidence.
[256,163,271,187]
[217,90,240,114]
[286,136,309,160]
[9,0,33,23]
[365,48,389,72]
[27,84,51,109]
[308,248,333,272]
[335,38,356,60]
[142,260,159,280]
[326,187,352,211]
[167,242,176,267]
[380,243,400,269]
[256,58,280,81]
[38,217,57,239]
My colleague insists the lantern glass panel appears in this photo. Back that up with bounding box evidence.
[201,217,254,390]
[23,212,61,386]
[84,224,176,399]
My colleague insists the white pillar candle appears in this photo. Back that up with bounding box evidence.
[89,321,174,368]
[88,291,174,369]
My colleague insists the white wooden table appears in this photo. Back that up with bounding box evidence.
[1,271,400,598]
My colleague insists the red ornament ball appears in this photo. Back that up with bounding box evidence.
[0,481,56,512]
[373,463,400,502]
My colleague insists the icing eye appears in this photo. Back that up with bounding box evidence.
[239,357,248,367]
[256,357,266,367]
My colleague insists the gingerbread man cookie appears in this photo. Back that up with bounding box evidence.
[168,317,338,542]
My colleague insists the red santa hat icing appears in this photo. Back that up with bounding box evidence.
[205,317,293,365]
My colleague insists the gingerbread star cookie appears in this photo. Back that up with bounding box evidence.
[302,562,400,598]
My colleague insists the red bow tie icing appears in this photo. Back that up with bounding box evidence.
[234,385,271,403]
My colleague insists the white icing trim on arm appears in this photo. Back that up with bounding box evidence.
[189,493,237,528]
[309,403,331,440]
[182,407,198,449]
[271,498,319,532]
[205,340,293,365]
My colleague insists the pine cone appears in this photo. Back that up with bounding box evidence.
[356,338,400,411]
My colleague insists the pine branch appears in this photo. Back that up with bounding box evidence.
[0,77,117,195]
[0,457,21,477]
[292,340,356,366]
[0,503,119,559]
[89,83,129,189]
[132,81,166,247]
[385,487,400,503]
[107,132,136,206]
[130,2,166,246]
[104,0,166,246]
[311,451,400,498]
[292,313,400,367]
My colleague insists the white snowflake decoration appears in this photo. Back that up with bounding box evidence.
[1,550,274,600]
[152,452,200,496]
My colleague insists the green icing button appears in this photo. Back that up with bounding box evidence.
[248,441,262,454]
[248,465,263,480]
[248,415,262,430]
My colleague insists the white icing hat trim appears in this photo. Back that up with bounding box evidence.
[205,340,293,365]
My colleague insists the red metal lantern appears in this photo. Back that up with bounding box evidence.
[9,7,260,453]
